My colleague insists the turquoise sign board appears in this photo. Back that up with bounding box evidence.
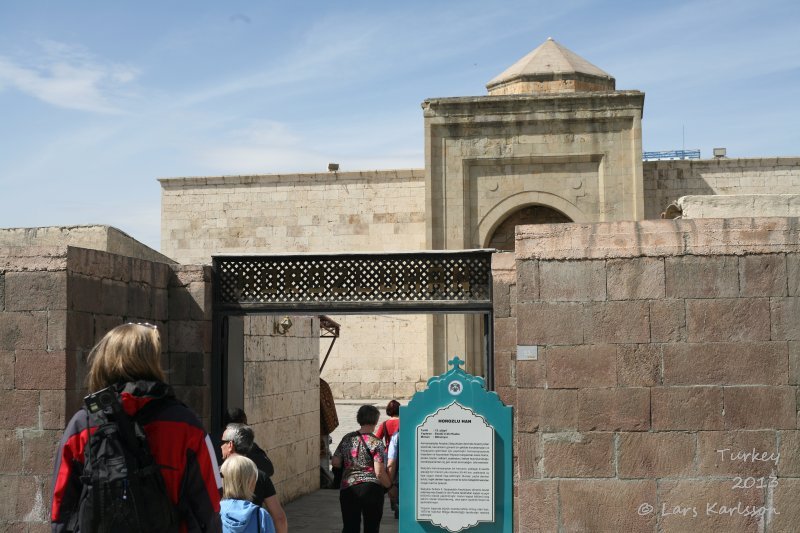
[399,357,513,532]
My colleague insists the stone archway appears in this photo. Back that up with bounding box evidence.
[487,205,572,251]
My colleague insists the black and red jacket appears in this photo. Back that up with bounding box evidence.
[51,381,222,533]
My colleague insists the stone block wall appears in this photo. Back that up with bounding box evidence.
[0,245,213,530]
[243,315,320,503]
[643,157,800,219]
[321,314,428,399]
[501,218,800,532]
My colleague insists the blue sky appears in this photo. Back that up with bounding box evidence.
[1,0,798,252]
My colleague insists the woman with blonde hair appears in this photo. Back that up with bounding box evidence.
[51,322,223,532]
[220,455,276,533]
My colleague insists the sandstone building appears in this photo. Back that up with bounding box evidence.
[159,38,800,398]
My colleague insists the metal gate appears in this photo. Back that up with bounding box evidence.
[211,249,495,434]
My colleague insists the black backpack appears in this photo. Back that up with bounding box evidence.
[72,387,181,533]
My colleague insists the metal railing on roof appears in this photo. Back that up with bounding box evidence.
[643,149,701,161]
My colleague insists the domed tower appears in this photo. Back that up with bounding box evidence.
[486,37,615,95]
[422,38,644,375]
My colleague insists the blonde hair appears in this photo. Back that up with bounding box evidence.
[221,454,258,500]
[87,324,166,392]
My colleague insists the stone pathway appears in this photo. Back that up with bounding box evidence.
[284,399,401,532]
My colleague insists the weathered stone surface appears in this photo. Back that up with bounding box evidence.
[494,350,513,387]
[788,253,800,296]
[578,387,650,431]
[517,480,557,532]
[517,388,577,432]
[494,317,516,354]
[584,301,650,344]
[663,342,787,385]
[515,431,540,480]
[0,390,39,429]
[652,386,724,430]
[67,273,103,313]
[657,479,765,532]
[649,299,686,342]
[539,260,606,301]
[542,432,613,477]
[666,255,739,298]
[0,312,48,351]
[771,297,800,340]
[14,351,67,390]
[723,386,795,429]
[696,430,778,476]
[517,302,583,345]
[559,479,656,532]
[515,259,539,302]
[22,429,60,474]
[0,350,12,390]
[686,298,770,342]
[739,254,787,296]
[40,390,65,430]
[618,431,695,478]
[779,430,800,476]
[617,344,661,386]
[0,430,22,474]
[5,271,67,311]
[516,359,546,388]
[771,478,800,532]
[545,344,615,388]
[790,341,800,385]
[607,257,664,300]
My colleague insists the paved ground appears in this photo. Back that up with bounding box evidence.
[284,399,401,532]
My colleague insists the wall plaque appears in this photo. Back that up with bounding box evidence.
[400,357,512,532]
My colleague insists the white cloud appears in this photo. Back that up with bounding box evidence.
[0,40,140,114]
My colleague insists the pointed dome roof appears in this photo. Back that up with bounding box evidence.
[487,37,615,95]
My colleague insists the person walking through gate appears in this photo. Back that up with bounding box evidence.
[332,404,392,533]
[374,400,400,448]
[220,455,276,533]
[221,424,288,533]
[50,322,222,533]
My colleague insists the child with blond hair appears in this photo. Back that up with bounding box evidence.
[220,455,276,533]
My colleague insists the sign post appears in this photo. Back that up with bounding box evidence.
[400,357,512,532]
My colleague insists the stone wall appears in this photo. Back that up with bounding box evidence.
[643,157,800,219]
[243,315,320,503]
[501,218,800,532]
[160,170,426,265]
[321,314,428,399]
[0,245,213,530]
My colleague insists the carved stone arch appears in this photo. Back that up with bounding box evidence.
[477,191,586,249]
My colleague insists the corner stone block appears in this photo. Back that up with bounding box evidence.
[517,480,558,532]
[0,350,13,390]
[584,301,650,344]
[545,344,616,388]
[517,302,583,345]
[607,257,665,300]
[515,431,540,480]
[542,432,614,477]
[651,386,724,430]
[516,388,577,432]
[67,274,103,313]
[657,479,764,532]
[686,298,770,342]
[559,479,656,533]
[788,253,800,296]
[493,317,516,354]
[618,431,696,478]
[723,386,796,429]
[790,341,800,385]
[770,297,800,340]
[22,429,61,474]
[739,254,787,296]
[168,320,210,354]
[0,430,22,473]
[578,387,650,431]
[665,255,739,298]
[663,342,787,385]
[697,430,778,476]
[5,271,68,311]
[539,260,606,302]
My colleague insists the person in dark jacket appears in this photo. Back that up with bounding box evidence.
[50,322,222,533]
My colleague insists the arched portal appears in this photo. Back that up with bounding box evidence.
[487,205,572,251]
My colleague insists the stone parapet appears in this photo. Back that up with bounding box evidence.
[515,217,800,260]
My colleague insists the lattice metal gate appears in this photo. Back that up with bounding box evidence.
[211,250,495,434]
